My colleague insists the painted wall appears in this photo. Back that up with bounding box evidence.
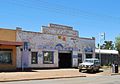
[0,28,17,70]
[80,38,95,61]
[16,31,80,68]
[42,23,79,37]
[42,27,79,37]
[0,28,16,42]
[16,24,95,68]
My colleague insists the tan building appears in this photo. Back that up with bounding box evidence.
[0,28,23,71]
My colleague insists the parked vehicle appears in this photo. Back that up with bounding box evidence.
[78,58,100,72]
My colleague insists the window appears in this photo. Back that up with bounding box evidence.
[94,60,100,64]
[86,54,92,58]
[0,49,12,64]
[31,52,38,64]
[43,51,54,64]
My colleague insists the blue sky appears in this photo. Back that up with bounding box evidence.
[0,0,120,46]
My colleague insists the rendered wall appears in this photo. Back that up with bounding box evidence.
[0,28,16,42]
[16,31,80,68]
[16,24,95,68]
[80,38,95,61]
[0,28,17,70]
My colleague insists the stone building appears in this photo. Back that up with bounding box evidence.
[16,23,95,69]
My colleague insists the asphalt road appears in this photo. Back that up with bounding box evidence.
[1,75,120,84]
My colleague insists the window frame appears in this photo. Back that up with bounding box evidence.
[0,49,12,64]
[43,51,54,64]
[31,52,38,64]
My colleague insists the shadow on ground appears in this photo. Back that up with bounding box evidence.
[0,68,75,73]
[0,69,37,73]
[81,70,103,74]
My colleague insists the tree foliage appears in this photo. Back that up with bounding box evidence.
[100,41,114,50]
[115,35,120,53]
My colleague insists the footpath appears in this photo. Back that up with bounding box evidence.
[0,67,119,82]
[0,69,86,82]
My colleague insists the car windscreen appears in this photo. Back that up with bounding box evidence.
[85,60,94,63]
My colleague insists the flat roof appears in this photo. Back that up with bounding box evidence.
[95,49,118,54]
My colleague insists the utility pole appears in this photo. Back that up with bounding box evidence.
[99,33,101,65]
[99,32,105,65]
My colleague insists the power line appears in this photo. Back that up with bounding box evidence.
[35,0,120,21]
[4,0,109,19]
[2,0,120,24]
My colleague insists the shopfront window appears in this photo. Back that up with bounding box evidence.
[0,49,12,64]
[31,52,38,64]
[43,51,54,64]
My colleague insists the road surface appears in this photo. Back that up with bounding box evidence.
[1,75,120,84]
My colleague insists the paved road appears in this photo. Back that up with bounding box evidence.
[1,75,120,84]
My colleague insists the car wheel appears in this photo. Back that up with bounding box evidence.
[90,69,94,73]
[79,69,82,72]
[96,69,99,72]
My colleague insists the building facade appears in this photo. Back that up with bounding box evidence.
[2,24,120,70]
[0,28,23,71]
[95,49,119,65]
[16,23,95,69]
[78,37,95,63]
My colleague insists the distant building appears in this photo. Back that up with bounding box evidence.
[95,49,119,65]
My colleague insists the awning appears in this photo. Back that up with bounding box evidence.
[0,40,23,46]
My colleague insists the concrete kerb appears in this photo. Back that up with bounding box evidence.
[0,75,86,82]
[0,69,87,82]
[111,73,120,76]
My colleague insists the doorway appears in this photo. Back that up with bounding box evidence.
[58,53,72,68]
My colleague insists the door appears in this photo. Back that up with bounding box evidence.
[58,53,72,68]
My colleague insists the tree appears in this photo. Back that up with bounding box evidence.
[115,35,120,53]
[100,41,114,50]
